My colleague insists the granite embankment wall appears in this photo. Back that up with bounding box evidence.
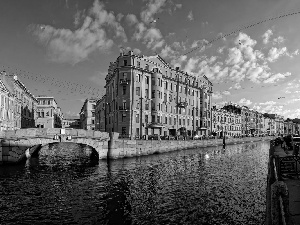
[107,135,274,159]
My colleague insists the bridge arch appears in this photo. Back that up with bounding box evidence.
[0,128,110,164]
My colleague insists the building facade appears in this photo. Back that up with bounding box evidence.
[79,99,96,130]
[36,96,63,128]
[212,106,242,137]
[104,51,213,138]
[95,96,106,132]
[0,71,38,129]
[0,78,15,130]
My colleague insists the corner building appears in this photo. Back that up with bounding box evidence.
[104,51,213,137]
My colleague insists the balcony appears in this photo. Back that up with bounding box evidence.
[120,79,129,85]
[177,101,188,108]
[119,106,129,111]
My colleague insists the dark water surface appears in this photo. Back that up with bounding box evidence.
[0,141,269,225]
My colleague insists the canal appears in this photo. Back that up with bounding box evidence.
[0,141,270,225]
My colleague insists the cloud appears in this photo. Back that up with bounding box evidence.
[30,0,127,65]
[273,36,285,45]
[212,92,222,99]
[238,98,252,106]
[187,11,194,21]
[229,82,241,90]
[263,72,291,83]
[225,47,243,65]
[143,27,165,50]
[125,14,139,26]
[140,0,167,24]
[133,48,141,55]
[223,91,231,95]
[262,29,273,44]
[116,13,124,22]
[184,57,199,74]
[267,47,287,62]
[160,45,175,58]
[202,21,208,27]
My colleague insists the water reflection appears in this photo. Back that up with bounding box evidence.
[0,141,269,225]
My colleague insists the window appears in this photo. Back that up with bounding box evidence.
[92,119,95,124]
[152,78,155,85]
[187,119,190,126]
[46,111,49,116]
[174,118,176,125]
[170,83,172,90]
[136,114,139,123]
[146,76,149,84]
[183,119,185,126]
[165,82,168,89]
[145,89,149,98]
[137,61,140,68]
[145,115,148,123]
[152,115,155,122]
[165,117,167,124]
[152,91,155,98]
[136,102,140,109]
[123,73,127,79]
[169,94,172,102]
[124,60,127,66]
[164,93,167,102]
[123,86,126,95]
[157,116,160,123]
[122,113,126,122]
[179,119,181,125]
[136,128,139,136]
[136,87,140,96]
[41,112,44,118]
[169,117,172,125]
[145,103,149,110]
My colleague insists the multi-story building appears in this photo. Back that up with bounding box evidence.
[36,96,63,128]
[79,98,96,130]
[284,119,296,135]
[0,76,15,130]
[212,106,241,137]
[95,96,106,132]
[104,51,213,138]
[1,71,38,129]
[62,116,80,129]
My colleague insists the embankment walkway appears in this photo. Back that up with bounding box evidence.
[273,145,300,225]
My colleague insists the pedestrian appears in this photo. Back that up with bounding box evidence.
[280,135,284,148]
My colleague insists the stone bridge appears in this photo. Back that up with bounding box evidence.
[0,128,111,164]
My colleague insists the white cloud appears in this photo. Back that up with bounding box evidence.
[262,29,273,44]
[125,14,139,26]
[160,45,175,58]
[202,21,208,26]
[212,92,222,99]
[184,57,199,74]
[267,47,287,62]
[140,0,167,24]
[143,27,165,50]
[30,0,126,65]
[263,72,291,83]
[238,98,252,106]
[133,48,141,55]
[187,11,194,21]
[225,47,243,65]
[273,36,285,45]
[223,91,231,95]
[229,82,241,90]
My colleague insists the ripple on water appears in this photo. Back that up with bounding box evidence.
[0,141,269,224]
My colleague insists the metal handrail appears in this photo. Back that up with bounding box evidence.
[273,156,287,225]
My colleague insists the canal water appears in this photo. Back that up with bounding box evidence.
[0,141,270,225]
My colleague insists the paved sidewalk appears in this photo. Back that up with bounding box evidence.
[274,145,300,225]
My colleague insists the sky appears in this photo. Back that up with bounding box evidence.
[1,0,300,119]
